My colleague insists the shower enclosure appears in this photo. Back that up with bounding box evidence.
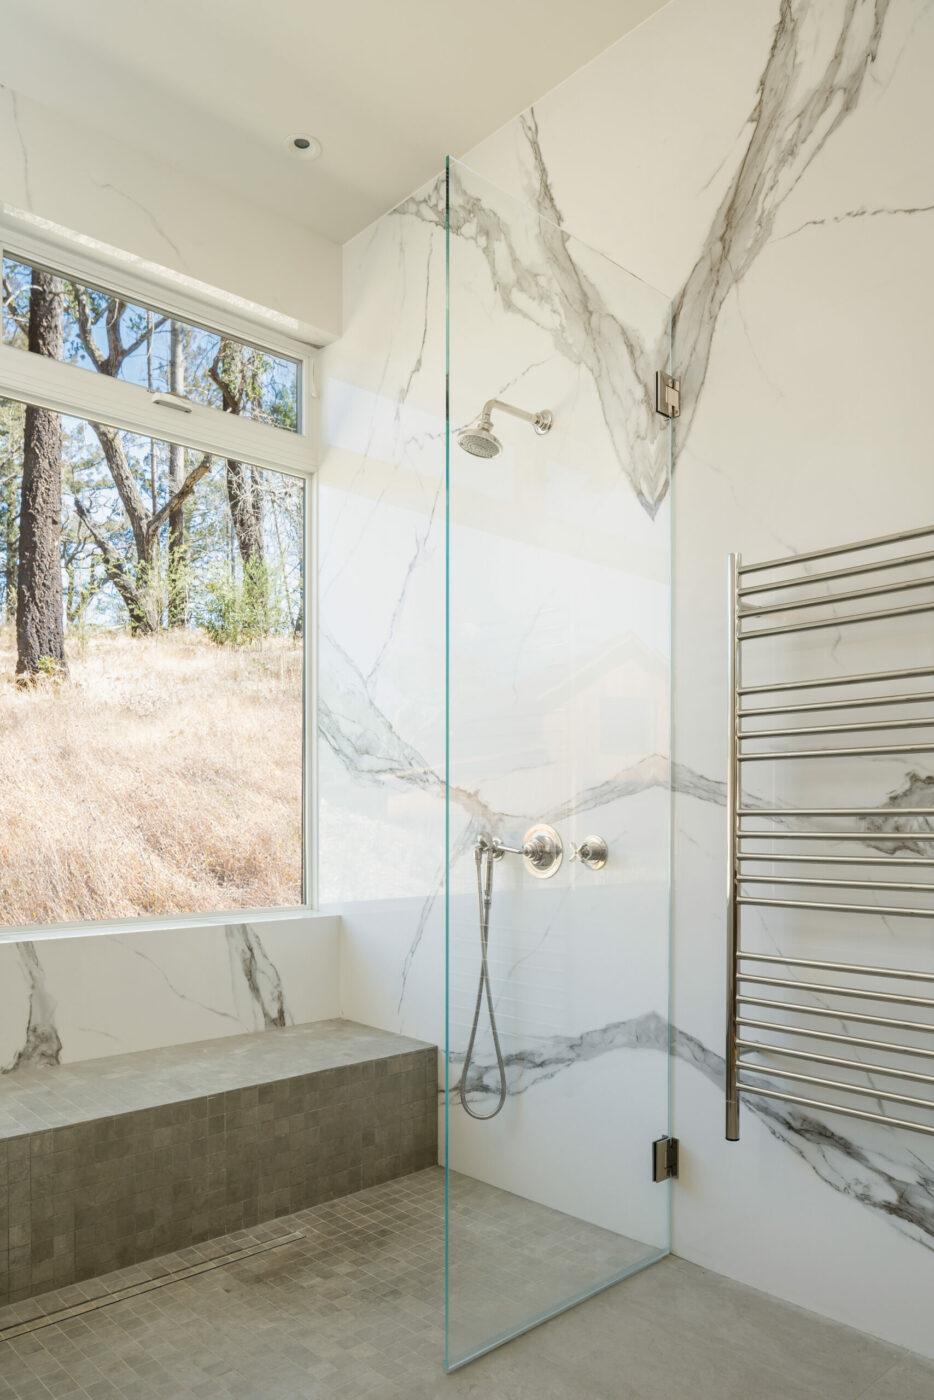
[444,158,674,1368]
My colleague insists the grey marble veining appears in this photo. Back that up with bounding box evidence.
[4,944,62,1074]
[226,924,290,1029]
[453,1007,934,1253]
[6,89,32,213]
[674,0,894,454]
[0,918,324,1069]
[452,1011,671,1100]
[402,151,670,517]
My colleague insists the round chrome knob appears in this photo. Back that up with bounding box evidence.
[520,823,563,879]
[571,835,608,870]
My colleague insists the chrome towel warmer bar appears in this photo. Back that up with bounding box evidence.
[726,522,934,1142]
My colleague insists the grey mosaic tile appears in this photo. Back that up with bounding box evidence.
[0,1023,433,1140]
[0,1024,437,1307]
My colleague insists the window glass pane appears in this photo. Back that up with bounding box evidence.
[1,256,299,431]
[0,392,304,927]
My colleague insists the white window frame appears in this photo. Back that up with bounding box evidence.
[0,214,321,942]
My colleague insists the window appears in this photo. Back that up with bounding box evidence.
[0,241,314,932]
[2,256,300,432]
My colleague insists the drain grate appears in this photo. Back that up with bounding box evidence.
[0,1231,305,1342]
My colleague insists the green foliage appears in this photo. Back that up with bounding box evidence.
[36,654,66,680]
[14,653,68,688]
[202,556,280,647]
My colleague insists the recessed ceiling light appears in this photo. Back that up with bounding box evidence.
[287,134,322,160]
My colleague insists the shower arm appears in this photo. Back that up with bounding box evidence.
[479,400,552,434]
[481,399,537,426]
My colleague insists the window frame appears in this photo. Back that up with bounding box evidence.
[0,217,320,942]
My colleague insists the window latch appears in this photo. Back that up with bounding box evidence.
[151,393,193,414]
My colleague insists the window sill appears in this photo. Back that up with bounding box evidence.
[0,906,329,946]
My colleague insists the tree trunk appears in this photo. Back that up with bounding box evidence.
[87,422,158,634]
[225,461,265,568]
[16,271,67,681]
[167,322,187,627]
[226,460,267,628]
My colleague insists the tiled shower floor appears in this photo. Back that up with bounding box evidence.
[0,1167,931,1400]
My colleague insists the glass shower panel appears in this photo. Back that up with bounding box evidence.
[444,157,673,1369]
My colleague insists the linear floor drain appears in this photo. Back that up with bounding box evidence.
[0,1231,305,1342]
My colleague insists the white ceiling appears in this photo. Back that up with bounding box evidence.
[0,0,670,245]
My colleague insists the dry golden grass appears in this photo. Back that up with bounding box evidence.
[0,626,303,926]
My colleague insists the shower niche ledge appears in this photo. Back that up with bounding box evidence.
[0,1019,437,1305]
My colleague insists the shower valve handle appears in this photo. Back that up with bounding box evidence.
[483,825,564,878]
[571,836,608,870]
[521,824,563,879]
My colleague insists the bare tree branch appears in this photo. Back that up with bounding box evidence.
[104,298,127,372]
[121,314,168,362]
[74,497,154,633]
[71,286,106,371]
[73,498,130,579]
[88,421,151,560]
[71,286,167,377]
[2,275,29,337]
[147,454,210,542]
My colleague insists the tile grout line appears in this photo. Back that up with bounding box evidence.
[850,1359,905,1400]
[0,1231,305,1343]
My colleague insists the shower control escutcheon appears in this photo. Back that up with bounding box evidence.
[521,824,563,879]
[571,835,608,870]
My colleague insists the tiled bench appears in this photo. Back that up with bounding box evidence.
[0,1019,437,1304]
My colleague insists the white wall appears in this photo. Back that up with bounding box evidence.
[319,181,448,1048]
[0,83,342,342]
[321,0,934,1363]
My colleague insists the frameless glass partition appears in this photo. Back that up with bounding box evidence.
[445,157,673,1368]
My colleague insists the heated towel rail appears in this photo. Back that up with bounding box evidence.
[726,524,934,1142]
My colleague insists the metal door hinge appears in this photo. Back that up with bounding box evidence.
[652,1136,679,1182]
[655,371,681,419]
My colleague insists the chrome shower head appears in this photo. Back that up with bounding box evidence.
[456,398,553,459]
[456,415,502,459]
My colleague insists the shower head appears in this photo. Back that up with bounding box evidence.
[456,415,502,459]
[456,398,553,459]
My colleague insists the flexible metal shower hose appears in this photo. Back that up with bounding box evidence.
[458,838,508,1120]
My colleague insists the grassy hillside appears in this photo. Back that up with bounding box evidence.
[0,627,303,926]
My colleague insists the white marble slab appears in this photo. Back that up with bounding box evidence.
[464,0,934,1360]
[0,917,340,1069]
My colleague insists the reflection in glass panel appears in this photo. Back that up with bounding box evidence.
[0,393,304,927]
[445,158,672,1368]
[1,256,299,431]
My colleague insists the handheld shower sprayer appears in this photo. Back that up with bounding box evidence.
[458,824,564,1121]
